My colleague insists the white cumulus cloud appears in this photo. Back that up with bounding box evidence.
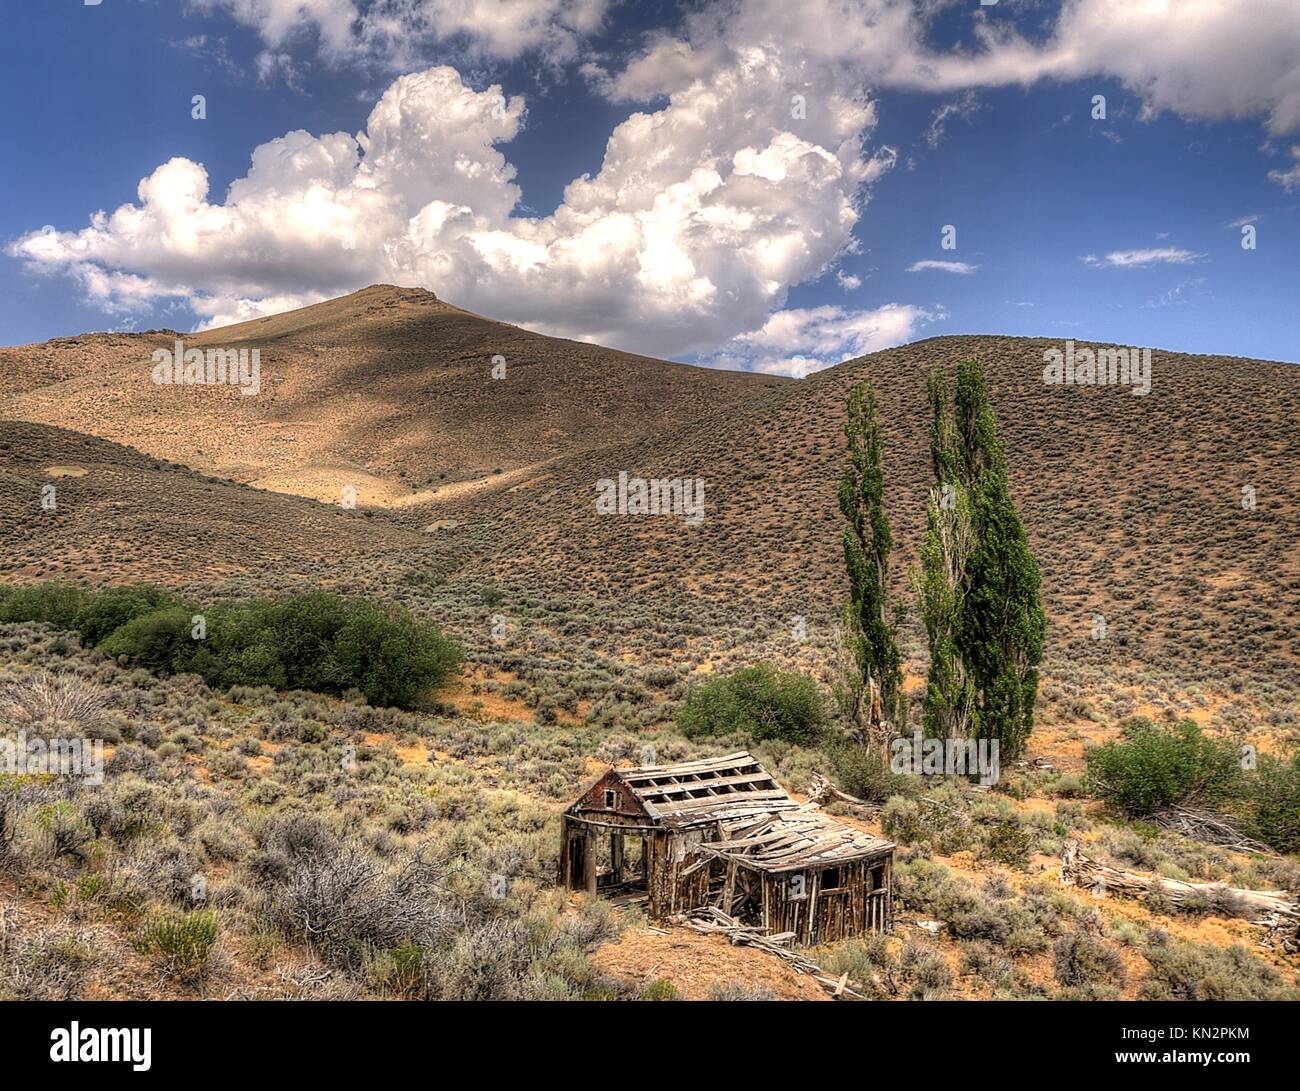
[705,302,943,375]
[10,59,894,358]
[15,0,1300,366]
[601,0,1300,137]
[191,0,613,66]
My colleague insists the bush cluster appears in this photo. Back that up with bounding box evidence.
[674,664,827,744]
[1084,718,1241,814]
[0,583,460,710]
[1085,716,1300,853]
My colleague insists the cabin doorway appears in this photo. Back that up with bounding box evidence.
[596,831,649,902]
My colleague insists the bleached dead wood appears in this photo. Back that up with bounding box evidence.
[671,906,868,1000]
[1150,804,1277,856]
[806,772,867,808]
[1060,840,1299,949]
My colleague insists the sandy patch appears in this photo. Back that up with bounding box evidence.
[592,925,829,1001]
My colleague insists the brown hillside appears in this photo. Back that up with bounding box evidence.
[3,287,1296,679]
[0,330,179,397]
[0,421,429,585]
[1,285,784,505]
[416,335,1300,677]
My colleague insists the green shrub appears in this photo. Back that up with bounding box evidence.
[1052,930,1123,992]
[827,743,906,802]
[1139,939,1293,1001]
[899,941,953,998]
[136,909,219,973]
[205,592,351,692]
[880,797,925,843]
[95,588,460,710]
[0,582,90,631]
[1085,718,1241,815]
[894,860,981,928]
[640,978,681,1001]
[72,585,185,646]
[1238,754,1300,855]
[368,943,427,996]
[985,820,1031,868]
[331,599,461,708]
[675,664,826,744]
[99,607,196,673]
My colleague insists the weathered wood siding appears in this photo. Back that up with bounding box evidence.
[759,855,892,945]
[647,830,714,918]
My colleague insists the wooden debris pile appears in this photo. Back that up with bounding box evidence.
[672,906,867,1000]
[1150,804,1276,856]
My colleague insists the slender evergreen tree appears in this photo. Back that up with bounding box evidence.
[920,360,1044,760]
[838,381,902,733]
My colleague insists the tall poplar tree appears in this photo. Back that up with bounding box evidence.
[916,371,975,740]
[920,360,1045,760]
[838,381,902,733]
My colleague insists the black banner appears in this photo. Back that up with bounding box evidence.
[2,999,1291,1077]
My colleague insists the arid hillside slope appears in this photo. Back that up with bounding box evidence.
[0,421,429,585]
[0,330,180,397]
[417,335,1300,675]
[1,285,783,505]
[3,288,1297,679]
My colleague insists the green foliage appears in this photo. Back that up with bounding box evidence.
[640,978,681,1001]
[5,583,460,710]
[963,469,1045,759]
[0,582,91,631]
[1084,718,1241,815]
[892,857,1006,943]
[985,820,1031,868]
[331,599,461,708]
[136,909,219,973]
[915,466,975,740]
[826,742,906,802]
[1237,753,1300,854]
[49,880,69,910]
[837,381,903,724]
[1139,938,1292,1001]
[368,943,428,996]
[675,664,826,745]
[71,585,185,646]
[99,607,196,673]
[918,360,1044,760]
[1052,930,1124,993]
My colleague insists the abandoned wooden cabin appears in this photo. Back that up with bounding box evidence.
[559,751,894,945]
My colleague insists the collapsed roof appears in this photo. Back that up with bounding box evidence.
[576,750,894,870]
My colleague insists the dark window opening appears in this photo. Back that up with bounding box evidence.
[820,866,843,891]
[604,788,617,809]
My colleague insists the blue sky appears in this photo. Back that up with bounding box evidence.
[3,1,1298,370]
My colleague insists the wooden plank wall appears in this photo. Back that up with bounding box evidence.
[562,811,894,947]
[759,857,893,945]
